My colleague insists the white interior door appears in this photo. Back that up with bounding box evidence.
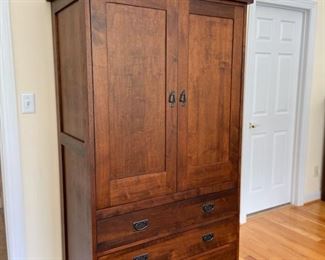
[244,4,303,214]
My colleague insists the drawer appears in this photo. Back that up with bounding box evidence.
[187,243,237,260]
[98,217,238,260]
[97,191,237,252]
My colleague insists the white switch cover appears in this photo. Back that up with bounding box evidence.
[21,92,35,114]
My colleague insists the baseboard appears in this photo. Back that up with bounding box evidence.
[240,213,247,225]
[304,191,321,203]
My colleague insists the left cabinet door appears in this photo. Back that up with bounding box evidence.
[92,0,178,209]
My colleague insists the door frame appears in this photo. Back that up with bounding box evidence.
[0,0,26,258]
[240,0,317,223]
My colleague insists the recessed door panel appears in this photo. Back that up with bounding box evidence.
[178,1,245,191]
[253,53,272,116]
[92,0,178,208]
[275,54,293,114]
[107,4,166,180]
[271,131,289,187]
[249,133,267,193]
[188,14,233,167]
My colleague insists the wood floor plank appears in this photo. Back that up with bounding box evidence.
[268,211,325,241]
[240,201,325,260]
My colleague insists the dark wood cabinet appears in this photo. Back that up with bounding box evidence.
[49,0,253,259]
[321,134,325,201]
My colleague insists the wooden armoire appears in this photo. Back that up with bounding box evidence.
[49,0,253,259]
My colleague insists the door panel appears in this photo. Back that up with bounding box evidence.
[245,5,303,214]
[92,0,178,208]
[188,14,232,167]
[178,0,245,191]
[107,4,166,180]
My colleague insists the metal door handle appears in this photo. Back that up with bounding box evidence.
[168,91,176,107]
[179,90,186,106]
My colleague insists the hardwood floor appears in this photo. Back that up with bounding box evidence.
[240,201,325,260]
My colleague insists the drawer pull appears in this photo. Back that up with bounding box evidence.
[133,253,149,260]
[202,202,215,213]
[133,219,149,231]
[202,232,214,242]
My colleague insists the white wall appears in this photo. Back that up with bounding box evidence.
[10,1,62,259]
[304,0,325,202]
[6,0,325,259]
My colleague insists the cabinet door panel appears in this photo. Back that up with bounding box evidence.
[107,4,166,180]
[178,0,245,191]
[92,0,178,208]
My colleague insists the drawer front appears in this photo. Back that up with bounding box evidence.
[98,217,238,260]
[97,191,237,252]
[187,243,237,260]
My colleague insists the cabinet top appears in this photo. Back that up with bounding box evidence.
[47,0,254,4]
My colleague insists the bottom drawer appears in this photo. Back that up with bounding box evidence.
[188,243,237,260]
[98,217,238,260]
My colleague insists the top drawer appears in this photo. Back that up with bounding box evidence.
[97,191,237,253]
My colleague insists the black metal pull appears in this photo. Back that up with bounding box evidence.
[133,219,149,231]
[133,253,149,260]
[179,90,186,106]
[202,233,214,242]
[202,202,215,214]
[168,91,176,107]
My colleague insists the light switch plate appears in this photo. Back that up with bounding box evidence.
[21,92,35,114]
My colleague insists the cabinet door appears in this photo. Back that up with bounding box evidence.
[178,0,245,191]
[92,0,178,208]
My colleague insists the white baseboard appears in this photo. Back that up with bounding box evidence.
[240,213,247,225]
[304,191,321,203]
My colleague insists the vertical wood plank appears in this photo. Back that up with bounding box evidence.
[177,0,190,192]
[92,0,111,209]
[166,0,178,193]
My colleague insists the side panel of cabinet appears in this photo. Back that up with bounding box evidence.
[92,0,178,209]
[62,147,92,260]
[178,0,245,191]
[51,0,95,259]
[56,1,87,142]
[321,131,325,201]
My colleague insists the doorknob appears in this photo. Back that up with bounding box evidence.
[249,123,257,129]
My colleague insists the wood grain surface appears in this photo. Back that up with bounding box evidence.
[48,0,253,258]
[99,217,238,259]
[240,201,325,260]
[93,0,178,209]
[177,1,245,192]
[97,192,238,253]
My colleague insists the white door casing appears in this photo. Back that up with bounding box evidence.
[0,0,26,258]
[241,0,317,223]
